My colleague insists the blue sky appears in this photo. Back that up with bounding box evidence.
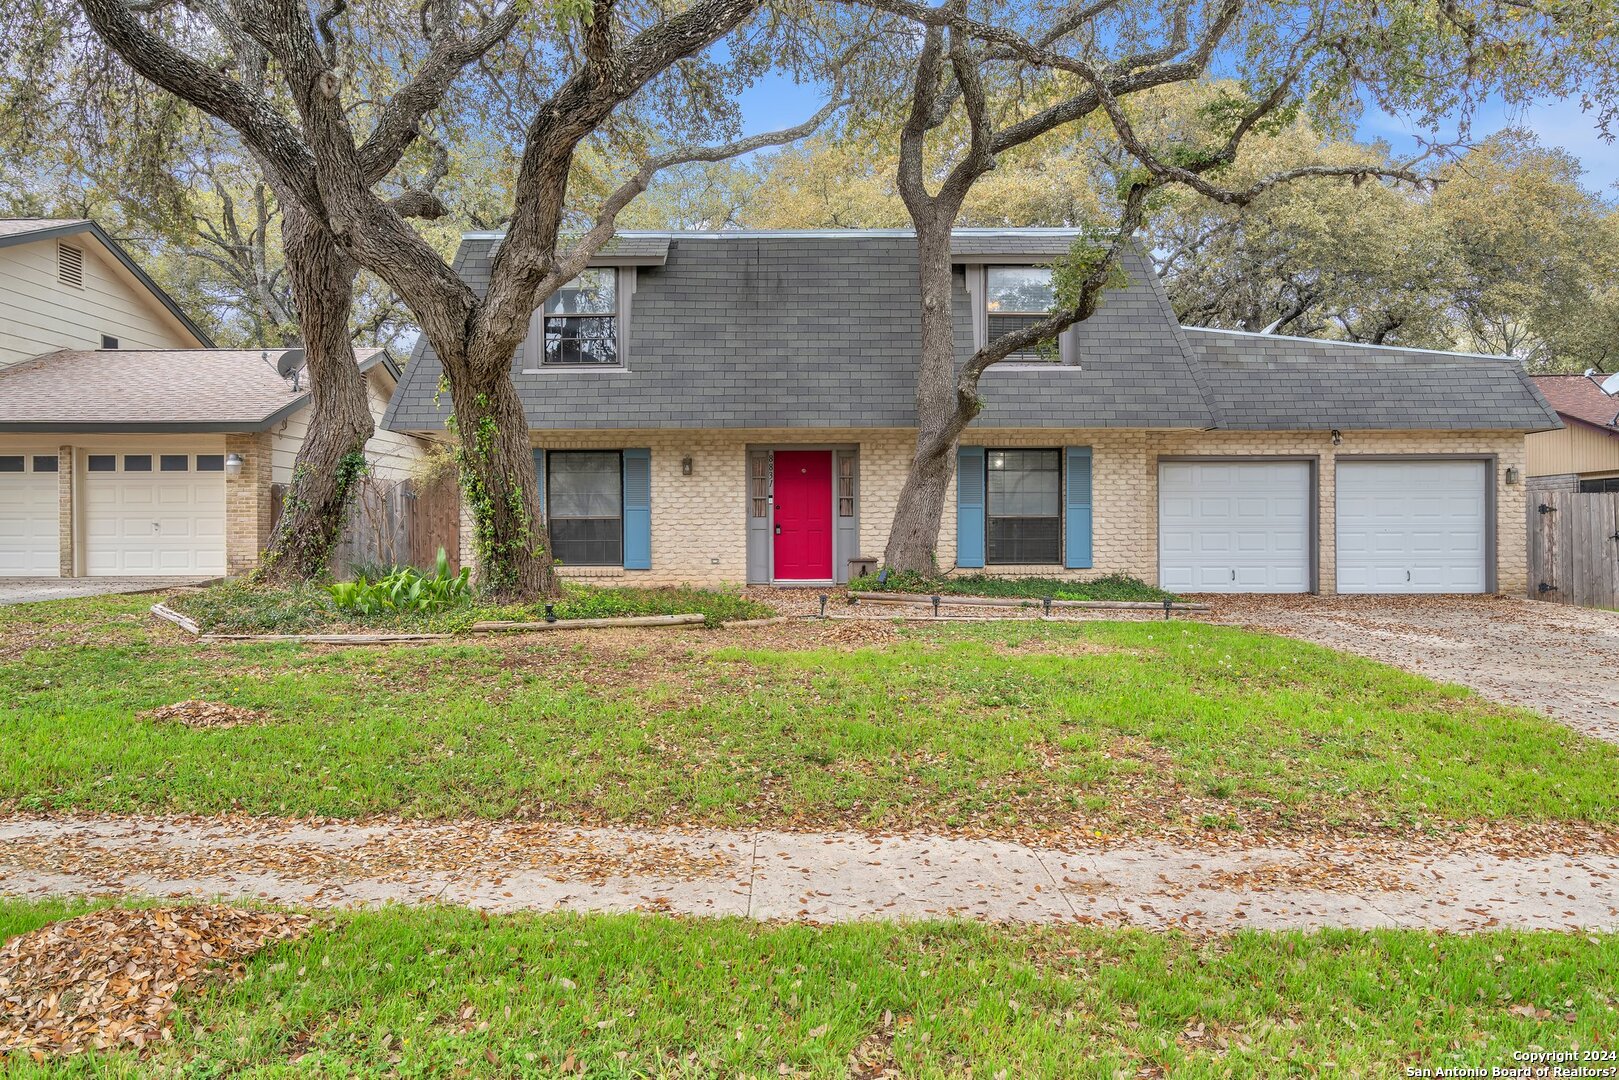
[736,73,1619,195]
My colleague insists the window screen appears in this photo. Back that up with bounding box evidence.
[986,266,1059,361]
[985,448,1061,564]
[1579,476,1619,493]
[542,270,618,365]
[547,450,623,565]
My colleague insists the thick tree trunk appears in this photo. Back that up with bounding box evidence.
[883,222,973,573]
[446,359,559,600]
[259,206,374,582]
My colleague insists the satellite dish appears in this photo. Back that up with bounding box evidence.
[275,348,307,381]
[1602,371,1619,397]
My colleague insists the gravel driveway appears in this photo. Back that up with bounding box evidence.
[1212,595,1619,743]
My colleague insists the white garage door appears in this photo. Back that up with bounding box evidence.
[1336,460,1488,594]
[83,451,226,576]
[0,452,60,577]
[1160,460,1312,593]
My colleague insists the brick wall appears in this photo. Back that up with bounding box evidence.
[57,445,74,576]
[453,428,1529,594]
[225,432,273,576]
[1527,473,1579,494]
[931,429,1528,595]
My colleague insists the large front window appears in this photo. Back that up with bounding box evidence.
[547,451,623,565]
[986,449,1061,564]
[543,270,618,366]
[986,266,1058,361]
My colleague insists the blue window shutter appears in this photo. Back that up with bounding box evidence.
[532,449,545,520]
[956,445,985,569]
[622,448,651,570]
[1065,446,1093,569]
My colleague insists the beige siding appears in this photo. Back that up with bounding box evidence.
[362,369,427,480]
[1526,421,1619,479]
[500,427,1528,595]
[0,236,201,368]
[270,368,428,485]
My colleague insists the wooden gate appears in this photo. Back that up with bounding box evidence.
[1528,491,1619,607]
[269,475,461,577]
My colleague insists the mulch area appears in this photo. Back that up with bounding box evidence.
[141,701,271,730]
[0,821,737,891]
[0,905,309,1059]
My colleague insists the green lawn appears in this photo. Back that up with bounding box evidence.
[1,594,1615,835]
[1,899,1614,1077]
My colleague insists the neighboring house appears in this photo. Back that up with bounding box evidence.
[0,218,424,578]
[1527,374,1619,493]
[385,229,1560,595]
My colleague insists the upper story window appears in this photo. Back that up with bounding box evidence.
[986,266,1058,362]
[542,269,618,366]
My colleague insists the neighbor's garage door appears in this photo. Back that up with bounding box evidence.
[83,451,226,576]
[1335,459,1488,594]
[1159,460,1312,592]
[0,452,60,577]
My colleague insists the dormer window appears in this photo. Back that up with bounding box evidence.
[542,269,619,366]
[986,266,1058,362]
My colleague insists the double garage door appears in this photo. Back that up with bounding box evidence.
[1159,459,1489,594]
[0,449,226,577]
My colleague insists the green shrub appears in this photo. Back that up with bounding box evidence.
[550,584,774,628]
[854,569,1175,603]
[172,576,774,634]
[328,549,472,615]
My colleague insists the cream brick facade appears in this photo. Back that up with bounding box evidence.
[499,427,1528,595]
[56,445,74,577]
[225,432,273,577]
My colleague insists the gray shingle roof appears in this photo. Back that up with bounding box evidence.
[1185,328,1562,432]
[465,232,672,265]
[384,230,1556,434]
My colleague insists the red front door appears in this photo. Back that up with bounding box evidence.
[773,450,833,581]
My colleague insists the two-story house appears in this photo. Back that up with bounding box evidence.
[386,229,1562,595]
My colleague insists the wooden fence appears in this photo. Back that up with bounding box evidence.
[1528,491,1619,608]
[269,475,461,577]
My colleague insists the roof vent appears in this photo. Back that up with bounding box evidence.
[57,242,84,289]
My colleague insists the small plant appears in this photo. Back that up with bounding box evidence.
[327,549,472,616]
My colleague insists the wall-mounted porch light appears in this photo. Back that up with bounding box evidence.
[681,456,693,476]
[1505,466,1520,485]
[224,452,245,478]
[1330,429,1343,446]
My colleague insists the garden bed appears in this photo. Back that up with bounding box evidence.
[852,571,1177,604]
[165,579,775,635]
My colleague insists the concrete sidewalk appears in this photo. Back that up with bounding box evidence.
[2,815,1615,932]
[0,576,216,606]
